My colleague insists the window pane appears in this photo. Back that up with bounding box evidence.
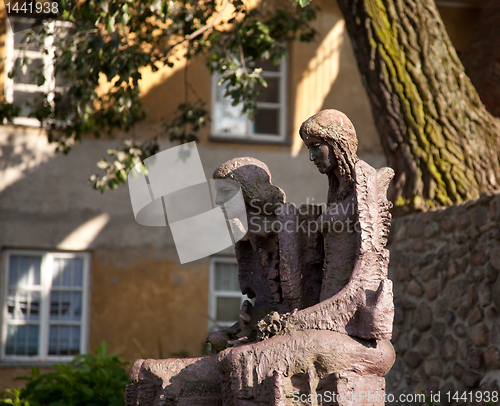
[53,257,82,287]
[6,324,39,356]
[49,325,80,356]
[61,292,71,320]
[9,256,19,285]
[254,109,279,135]
[32,257,41,285]
[215,79,229,102]
[214,262,239,291]
[61,259,72,286]
[7,290,41,321]
[51,291,82,321]
[13,21,34,36]
[52,258,72,286]
[213,75,248,137]
[255,58,280,72]
[28,325,39,355]
[6,289,16,319]
[73,259,83,287]
[13,91,43,117]
[71,326,80,354]
[256,78,279,103]
[29,292,40,321]
[60,326,69,355]
[6,325,21,355]
[13,25,38,51]
[54,68,71,88]
[18,291,29,319]
[72,292,82,321]
[212,102,247,136]
[50,291,60,320]
[48,325,57,355]
[49,325,70,355]
[216,297,241,322]
[52,258,61,286]
[18,257,30,285]
[13,58,43,85]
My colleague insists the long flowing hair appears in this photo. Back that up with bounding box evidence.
[300,110,359,204]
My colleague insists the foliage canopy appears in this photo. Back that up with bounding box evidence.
[0,341,129,406]
[1,0,317,191]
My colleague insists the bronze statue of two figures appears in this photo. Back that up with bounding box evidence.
[126,110,396,406]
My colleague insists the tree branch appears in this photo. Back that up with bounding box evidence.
[165,0,232,55]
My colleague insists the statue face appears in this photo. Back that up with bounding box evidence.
[214,178,241,207]
[214,178,248,241]
[303,136,337,174]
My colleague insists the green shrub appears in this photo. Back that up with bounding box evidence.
[0,341,129,406]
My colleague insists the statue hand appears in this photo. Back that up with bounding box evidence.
[206,323,240,353]
[238,300,253,329]
[227,336,249,348]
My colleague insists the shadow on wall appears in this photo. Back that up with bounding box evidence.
[290,0,385,166]
[291,15,345,156]
[0,128,177,254]
[137,50,211,142]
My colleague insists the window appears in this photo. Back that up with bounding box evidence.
[4,17,65,126]
[211,59,287,142]
[1,250,90,362]
[208,257,249,331]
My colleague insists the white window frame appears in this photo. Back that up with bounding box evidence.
[0,250,91,363]
[4,17,67,127]
[210,59,287,142]
[208,257,249,331]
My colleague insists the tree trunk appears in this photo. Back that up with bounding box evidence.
[337,0,500,211]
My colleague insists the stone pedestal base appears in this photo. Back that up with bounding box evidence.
[126,332,394,406]
[125,356,223,406]
[270,372,386,406]
[126,367,386,406]
[334,375,385,406]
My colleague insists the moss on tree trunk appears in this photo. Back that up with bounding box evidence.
[337,0,500,211]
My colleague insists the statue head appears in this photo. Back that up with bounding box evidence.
[300,109,359,202]
[213,157,285,216]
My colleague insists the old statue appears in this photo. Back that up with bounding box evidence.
[126,110,395,406]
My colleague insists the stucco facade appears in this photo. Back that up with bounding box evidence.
[0,0,483,390]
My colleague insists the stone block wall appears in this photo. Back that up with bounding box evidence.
[386,191,500,404]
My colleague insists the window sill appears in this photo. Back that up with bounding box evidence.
[2,118,42,128]
[0,360,70,368]
[209,135,291,146]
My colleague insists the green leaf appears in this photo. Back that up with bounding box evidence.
[99,0,109,13]
[106,16,116,32]
[118,169,127,182]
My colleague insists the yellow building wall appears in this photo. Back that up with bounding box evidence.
[89,250,210,362]
[0,0,485,391]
